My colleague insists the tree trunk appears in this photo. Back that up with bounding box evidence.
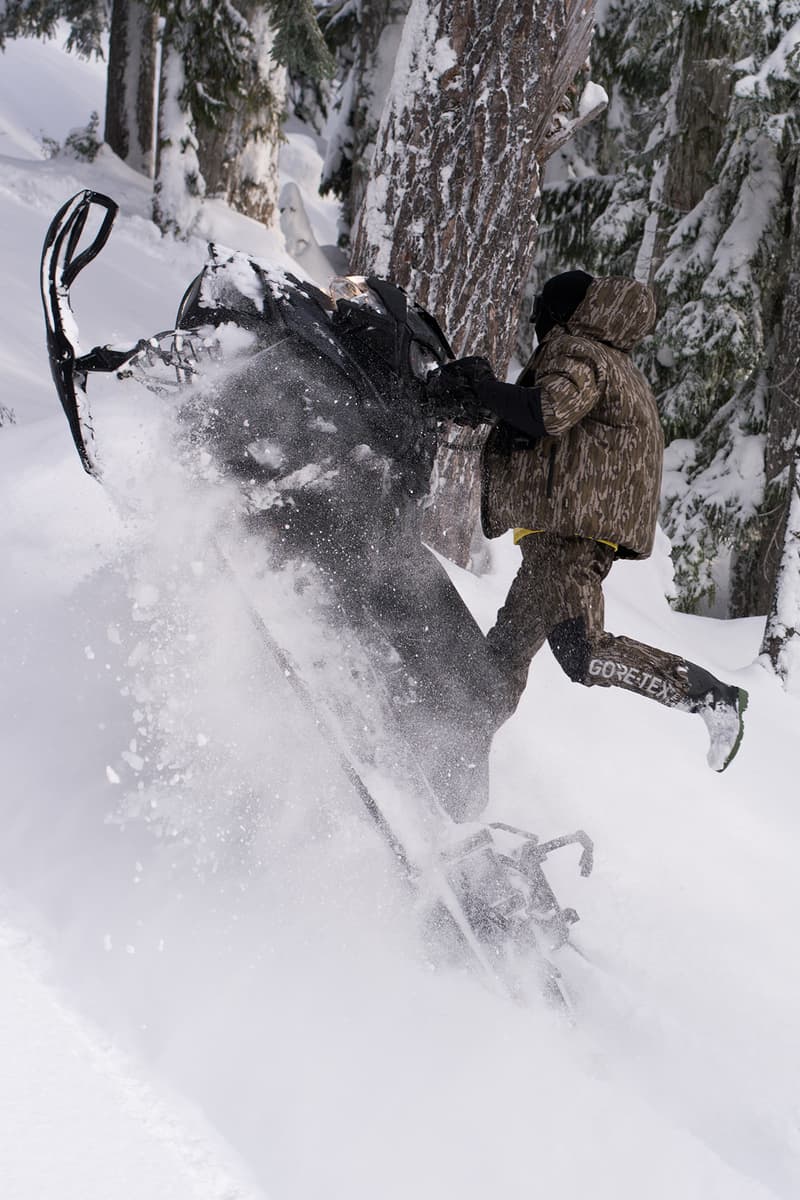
[320,0,411,238]
[104,0,158,177]
[637,6,735,288]
[196,6,287,227]
[761,443,800,691]
[735,155,800,618]
[352,0,596,368]
[349,0,411,230]
[759,156,800,687]
[153,23,204,237]
[660,7,733,221]
[351,0,598,565]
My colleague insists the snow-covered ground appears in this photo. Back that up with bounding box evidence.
[2,33,800,1200]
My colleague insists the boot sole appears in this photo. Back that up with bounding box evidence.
[718,687,749,772]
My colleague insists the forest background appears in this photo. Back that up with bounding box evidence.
[2,0,799,691]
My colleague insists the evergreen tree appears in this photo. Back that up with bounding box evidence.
[0,1,158,176]
[104,0,158,175]
[318,0,412,238]
[152,0,333,234]
[270,0,334,80]
[351,0,601,566]
[535,0,800,620]
[0,0,107,56]
[195,1,287,226]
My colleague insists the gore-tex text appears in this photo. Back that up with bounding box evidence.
[588,657,683,705]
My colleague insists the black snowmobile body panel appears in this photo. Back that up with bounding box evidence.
[38,192,499,819]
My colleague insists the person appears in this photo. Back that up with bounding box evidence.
[426,269,748,772]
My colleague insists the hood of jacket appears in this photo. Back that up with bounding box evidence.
[563,276,656,352]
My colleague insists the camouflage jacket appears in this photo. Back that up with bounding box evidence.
[481,276,663,559]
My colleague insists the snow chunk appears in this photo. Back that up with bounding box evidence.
[246,439,286,469]
[431,37,457,78]
[310,416,338,435]
[278,463,339,491]
[133,584,160,609]
[579,81,609,119]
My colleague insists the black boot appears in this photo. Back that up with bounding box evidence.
[684,663,749,773]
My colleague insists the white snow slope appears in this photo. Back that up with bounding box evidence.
[2,34,800,1200]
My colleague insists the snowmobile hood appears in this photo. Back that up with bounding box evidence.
[565,276,656,352]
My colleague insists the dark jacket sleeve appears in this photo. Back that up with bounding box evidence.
[475,378,548,439]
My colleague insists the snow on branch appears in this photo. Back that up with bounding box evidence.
[541,80,608,160]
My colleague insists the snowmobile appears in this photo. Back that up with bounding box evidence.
[41,189,594,1009]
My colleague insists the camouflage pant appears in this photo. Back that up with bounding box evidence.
[486,534,691,727]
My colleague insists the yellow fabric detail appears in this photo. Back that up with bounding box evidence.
[513,528,543,544]
[513,528,618,551]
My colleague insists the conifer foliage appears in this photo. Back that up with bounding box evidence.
[0,0,333,233]
[0,0,106,56]
[536,0,800,647]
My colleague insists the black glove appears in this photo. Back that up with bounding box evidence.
[425,356,499,426]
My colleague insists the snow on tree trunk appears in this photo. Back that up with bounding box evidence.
[352,0,596,367]
[761,445,800,692]
[104,0,158,177]
[350,0,598,566]
[196,6,286,227]
[153,26,204,237]
[322,0,411,235]
[760,152,800,690]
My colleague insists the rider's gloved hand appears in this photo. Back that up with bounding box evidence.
[425,356,498,426]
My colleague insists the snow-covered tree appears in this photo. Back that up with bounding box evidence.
[0,2,158,175]
[647,2,799,618]
[270,0,334,79]
[761,445,800,692]
[153,1,273,234]
[152,9,204,236]
[347,0,601,564]
[153,0,331,235]
[319,0,412,238]
[535,0,800,622]
[194,2,287,226]
[761,150,800,693]
[351,0,600,369]
[104,0,158,176]
[0,0,106,55]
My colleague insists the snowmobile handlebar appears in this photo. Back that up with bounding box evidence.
[45,189,118,291]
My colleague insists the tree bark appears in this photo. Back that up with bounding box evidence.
[104,0,158,177]
[660,6,733,220]
[759,156,800,686]
[196,5,287,227]
[760,444,800,690]
[352,0,596,368]
[735,154,800,618]
[351,0,598,565]
[349,0,411,230]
